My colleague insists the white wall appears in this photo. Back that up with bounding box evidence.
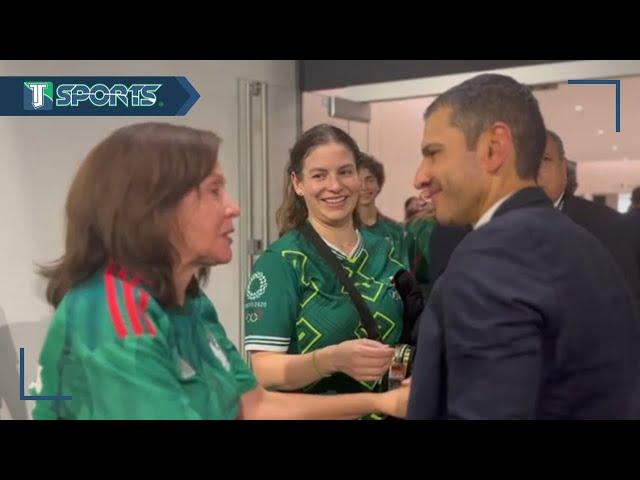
[302,92,369,151]
[368,97,434,222]
[0,60,296,419]
[576,159,640,198]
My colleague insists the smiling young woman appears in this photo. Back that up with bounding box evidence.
[244,124,415,419]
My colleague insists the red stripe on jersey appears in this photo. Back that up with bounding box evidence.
[119,269,144,336]
[117,266,145,292]
[119,264,148,290]
[138,291,157,337]
[105,263,128,339]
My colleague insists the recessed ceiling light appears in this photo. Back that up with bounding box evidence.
[612,145,619,151]
[597,129,604,135]
[575,105,583,112]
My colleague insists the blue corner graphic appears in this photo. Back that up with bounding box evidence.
[176,76,200,116]
[568,79,621,132]
[19,348,72,401]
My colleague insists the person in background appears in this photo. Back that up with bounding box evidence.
[565,159,578,196]
[404,196,432,224]
[537,130,640,305]
[626,187,640,306]
[357,153,410,265]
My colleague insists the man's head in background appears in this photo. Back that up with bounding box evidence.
[404,196,434,223]
[537,130,568,203]
[358,153,385,208]
[566,159,578,196]
[404,196,422,221]
[631,186,640,211]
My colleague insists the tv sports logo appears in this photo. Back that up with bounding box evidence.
[5,76,198,116]
[24,81,53,111]
[23,81,162,111]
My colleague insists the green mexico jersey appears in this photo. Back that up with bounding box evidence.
[405,218,437,296]
[361,214,410,266]
[244,228,407,395]
[32,262,257,420]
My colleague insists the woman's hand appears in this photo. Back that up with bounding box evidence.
[326,338,395,382]
[375,377,411,418]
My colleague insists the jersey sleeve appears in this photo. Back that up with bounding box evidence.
[31,303,70,420]
[244,250,299,353]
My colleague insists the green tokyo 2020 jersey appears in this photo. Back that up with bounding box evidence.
[32,262,257,420]
[361,214,411,267]
[244,228,407,395]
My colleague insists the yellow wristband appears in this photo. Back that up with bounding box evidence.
[312,350,330,378]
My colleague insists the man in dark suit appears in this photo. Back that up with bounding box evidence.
[626,187,640,290]
[407,73,638,419]
[537,131,640,305]
[566,159,578,196]
[426,223,469,291]
[628,186,640,216]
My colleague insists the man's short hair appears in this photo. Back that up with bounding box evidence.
[424,73,547,180]
[547,130,566,158]
[358,153,385,189]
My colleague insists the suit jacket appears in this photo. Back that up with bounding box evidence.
[407,187,639,419]
[561,195,640,305]
[427,224,470,289]
[624,208,640,293]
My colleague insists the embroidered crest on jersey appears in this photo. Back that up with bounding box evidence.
[246,272,268,300]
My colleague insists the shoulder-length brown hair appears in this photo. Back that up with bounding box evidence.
[39,122,221,308]
[276,124,362,236]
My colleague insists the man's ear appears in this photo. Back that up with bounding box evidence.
[483,122,513,175]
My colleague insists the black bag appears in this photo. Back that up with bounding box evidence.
[392,268,425,345]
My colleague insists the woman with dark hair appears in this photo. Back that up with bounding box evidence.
[32,122,409,420]
[244,125,416,418]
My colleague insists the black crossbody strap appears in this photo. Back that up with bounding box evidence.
[299,223,380,341]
